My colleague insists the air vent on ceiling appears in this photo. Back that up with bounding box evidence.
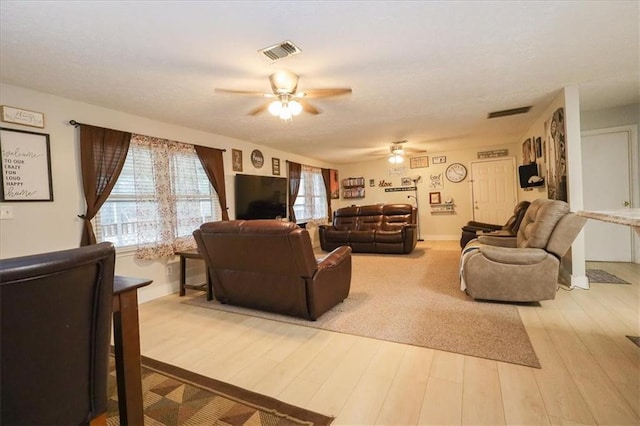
[487,106,532,119]
[259,40,302,61]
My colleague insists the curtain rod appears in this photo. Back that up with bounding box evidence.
[68,120,226,151]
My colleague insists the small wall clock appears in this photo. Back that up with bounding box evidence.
[445,163,467,183]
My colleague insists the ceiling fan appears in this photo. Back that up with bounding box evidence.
[215,70,352,120]
[371,140,426,164]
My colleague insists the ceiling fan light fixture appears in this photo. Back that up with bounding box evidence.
[268,100,283,116]
[388,153,404,164]
[270,70,299,94]
[289,100,303,116]
[279,108,293,120]
[391,146,404,155]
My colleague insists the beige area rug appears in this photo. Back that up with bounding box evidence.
[183,246,541,368]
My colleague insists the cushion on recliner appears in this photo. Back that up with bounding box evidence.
[517,199,569,248]
[323,228,350,243]
[349,230,375,243]
[357,215,382,231]
[375,230,404,243]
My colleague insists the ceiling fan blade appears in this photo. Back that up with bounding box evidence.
[301,88,352,98]
[298,100,320,115]
[247,101,271,116]
[215,88,269,97]
[300,100,320,115]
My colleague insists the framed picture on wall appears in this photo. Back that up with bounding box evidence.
[272,157,280,175]
[429,192,441,205]
[0,127,53,201]
[535,137,542,158]
[232,149,243,172]
[330,169,340,198]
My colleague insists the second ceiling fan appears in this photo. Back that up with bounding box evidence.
[215,70,352,120]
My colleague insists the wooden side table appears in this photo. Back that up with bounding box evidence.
[113,275,152,426]
[176,249,213,301]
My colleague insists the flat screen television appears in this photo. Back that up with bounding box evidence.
[235,174,287,220]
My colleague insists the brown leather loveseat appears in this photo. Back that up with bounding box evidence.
[194,220,352,320]
[318,204,418,254]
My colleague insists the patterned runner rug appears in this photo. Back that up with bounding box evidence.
[106,356,333,425]
[586,269,630,284]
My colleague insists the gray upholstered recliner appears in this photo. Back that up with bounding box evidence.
[460,199,587,302]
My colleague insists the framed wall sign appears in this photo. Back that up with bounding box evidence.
[0,127,53,201]
[429,192,441,204]
[272,157,280,175]
[1,105,45,128]
[409,156,429,169]
[431,155,446,164]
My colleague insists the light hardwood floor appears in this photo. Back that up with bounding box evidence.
[138,241,640,425]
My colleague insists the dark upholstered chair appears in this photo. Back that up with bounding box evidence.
[1,242,115,426]
[459,201,531,248]
[194,220,351,320]
[460,199,586,302]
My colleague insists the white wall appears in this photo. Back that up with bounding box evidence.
[0,83,332,302]
[336,142,520,240]
[581,103,640,131]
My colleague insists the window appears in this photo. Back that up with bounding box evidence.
[293,165,327,222]
[95,134,221,259]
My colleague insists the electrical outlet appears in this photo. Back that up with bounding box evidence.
[166,264,174,277]
[0,206,14,220]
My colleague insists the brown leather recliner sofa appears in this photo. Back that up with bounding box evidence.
[318,203,418,254]
[459,201,531,248]
[194,219,352,320]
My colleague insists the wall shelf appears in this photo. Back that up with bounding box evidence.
[430,203,455,214]
[342,177,365,199]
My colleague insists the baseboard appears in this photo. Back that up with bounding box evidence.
[138,281,177,304]
[570,274,590,290]
[423,235,459,241]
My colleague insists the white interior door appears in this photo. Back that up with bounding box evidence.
[471,158,517,224]
[582,129,633,262]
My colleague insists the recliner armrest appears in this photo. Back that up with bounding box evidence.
[317,246,352,270]
[477,235,517,247]
[476,229,514,237]
[479,245,548,265]
[465,221,503,231]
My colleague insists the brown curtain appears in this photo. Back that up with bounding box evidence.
[79,124,131,246]
[321,168,332,222]
[287,161,302,222]
[194,145,229,221]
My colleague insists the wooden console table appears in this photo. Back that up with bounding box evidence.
[176,249,213,301]
[113,275,152,426]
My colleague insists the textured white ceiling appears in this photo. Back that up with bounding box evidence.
[1,1,638,164]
